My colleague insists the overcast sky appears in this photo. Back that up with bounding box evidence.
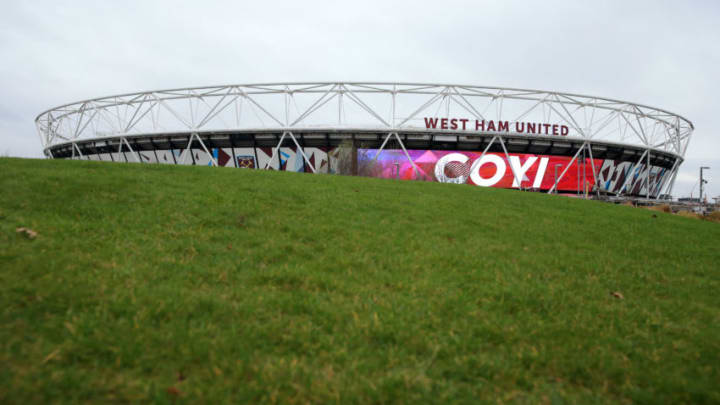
[1,0,718,199]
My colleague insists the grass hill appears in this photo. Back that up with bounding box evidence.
[1,157,718,404]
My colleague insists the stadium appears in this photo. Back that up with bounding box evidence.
[35,82,694,198]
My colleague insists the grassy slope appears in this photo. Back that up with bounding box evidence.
[0,157,718,404]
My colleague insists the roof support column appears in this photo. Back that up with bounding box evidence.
[287,131,316,173]
[646,149,651,200]
[371,132,420,179]
[617,150,648,196]
[585,143,601,198]
[496,136,522,190]
[190,132,218,167]
[264,132,287,170]
[71,142,84,160]
[655,159,679,200]
[548,142,588,194]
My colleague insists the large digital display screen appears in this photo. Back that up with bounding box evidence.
[358,149,669,196]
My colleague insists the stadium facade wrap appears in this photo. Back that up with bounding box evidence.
[36,82,694,197]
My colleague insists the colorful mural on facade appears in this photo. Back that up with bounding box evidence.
[357,149,669,196]
[80,146,670,197]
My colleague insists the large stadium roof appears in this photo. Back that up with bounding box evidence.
[36,82,694,159]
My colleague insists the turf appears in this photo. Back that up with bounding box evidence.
[0,157,718,404]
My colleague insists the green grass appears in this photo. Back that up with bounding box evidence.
[1,157,719,404]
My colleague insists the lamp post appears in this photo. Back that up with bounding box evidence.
[582,149,587,199]
[554,164,562,194]
[700,166,710,205]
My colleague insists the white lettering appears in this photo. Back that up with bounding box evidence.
[434,153,469,184]
[533,157,549,188]
[508,156,538,188]
[470,154,506,187]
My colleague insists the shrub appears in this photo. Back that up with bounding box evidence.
[703,210,720,223]
[646,204,671,213]
[676,210,701,220]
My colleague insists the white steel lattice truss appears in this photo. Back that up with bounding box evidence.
[36,82,694,198]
